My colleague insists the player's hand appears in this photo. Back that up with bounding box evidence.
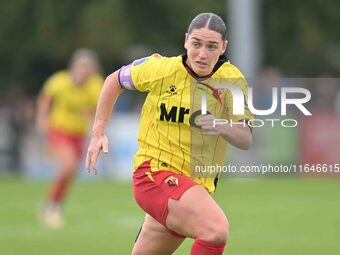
[197,114,225,136]
[85,134,109,175]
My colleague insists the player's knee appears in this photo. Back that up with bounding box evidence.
[61,158,78,173]
[208,221,229,244]
[60,164,77,178]
[197,217,229,243]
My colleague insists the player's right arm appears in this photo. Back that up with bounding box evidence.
[35,90,52,134]
[86,54,162,174]
[86,70,123,175]
[35,72,62,134]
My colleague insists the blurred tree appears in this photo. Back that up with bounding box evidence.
[0,0,130,94]
[123,0,224,54]
[263,0,340,76]
[1,0,340,95]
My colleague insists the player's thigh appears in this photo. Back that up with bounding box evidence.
[165,185,228,238]
[132,214,185,255]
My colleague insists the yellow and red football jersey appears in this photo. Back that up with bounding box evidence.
[43,71,103,135]
[119,54,252,193]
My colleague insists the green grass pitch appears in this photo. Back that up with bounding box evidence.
[0,177,339,254]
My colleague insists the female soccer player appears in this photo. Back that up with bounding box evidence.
[86,13,252,255]
[36,49,103,229]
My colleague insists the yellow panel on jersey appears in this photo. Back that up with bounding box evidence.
[119,54,253,193]
[44,71,103,135]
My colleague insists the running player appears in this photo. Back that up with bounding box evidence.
[36,49,103,229]
[86,13,253,255]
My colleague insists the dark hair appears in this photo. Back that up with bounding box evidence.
[187,13,227,41]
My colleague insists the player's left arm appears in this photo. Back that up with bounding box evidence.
[198,73,253,150]
[198,115,252,150]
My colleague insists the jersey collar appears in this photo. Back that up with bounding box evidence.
[181,54,228,81]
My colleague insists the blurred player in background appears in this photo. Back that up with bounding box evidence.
[36,49,103,229]
[86,13,252,255]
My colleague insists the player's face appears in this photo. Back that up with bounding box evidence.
[184,28,227,76]
[70,58,96,85]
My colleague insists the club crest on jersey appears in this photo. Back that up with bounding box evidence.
[198,81,223,106]
[166,85,177,95]
[165,176,179,187]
